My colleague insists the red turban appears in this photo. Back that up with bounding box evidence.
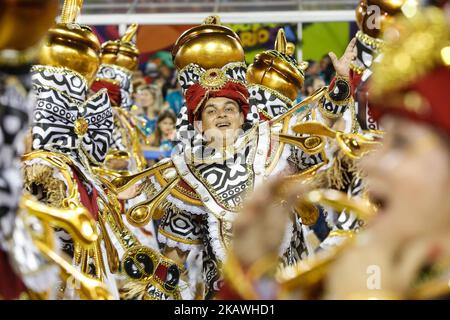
[185,81,249,123]
[91,79,122,106]
[370,66,450,136]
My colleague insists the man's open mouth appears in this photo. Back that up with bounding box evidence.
[216,122,231,129]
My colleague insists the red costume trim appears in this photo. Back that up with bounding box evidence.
[91,80,122,107]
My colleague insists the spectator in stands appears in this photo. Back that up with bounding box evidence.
[147,109,177,150]
[134,84,163,136]
[165,81,184,116]
[305,59,320,77]
[304,75,326,97]
[320,53,335,84]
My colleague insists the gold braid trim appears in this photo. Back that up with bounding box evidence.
[119,276,182,300]
[356,30,383,52]
[22,164,67,208]
[350,62,366,75]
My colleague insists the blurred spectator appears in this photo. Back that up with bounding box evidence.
[134,84,163,136]
[147,109,177,150]
[304,75,326,97]
[132,69,147,89]
[165,81,184,115]
[305,59,320,77]
[145,51,177,99]
[320,54,335,84]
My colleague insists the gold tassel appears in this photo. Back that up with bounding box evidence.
[315,149,362,191]
[23,164,67,208]
[119,281,147,300]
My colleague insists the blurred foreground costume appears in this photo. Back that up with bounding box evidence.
[21,0,182,300]
[0,0,111,300]
[222,5,450,300]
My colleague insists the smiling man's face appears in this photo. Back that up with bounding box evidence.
[196,97,244,147]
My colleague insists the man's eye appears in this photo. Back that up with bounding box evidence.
[225,107,235,113]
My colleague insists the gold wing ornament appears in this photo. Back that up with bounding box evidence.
[292,121,382,159]
[17,194,112,300]
[22,151,118,284]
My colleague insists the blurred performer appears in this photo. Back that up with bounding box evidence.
[21,0,119,299]
[0,0,59,300]
[325,6,450,300]
[224,6,450,300]
[92,23,147,173]
[0,0,110,300]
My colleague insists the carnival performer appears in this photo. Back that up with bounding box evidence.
[91,24,160,259]
[21,0,184,301]
[246,27,370,256]
[91,23,147,173]
[115,15,361,299]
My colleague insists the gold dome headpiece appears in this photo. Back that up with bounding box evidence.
[172,15,245,71]
[100,23,140,72]
[246,29,306,101]
[38,0,101,84]
[0,0,58,52]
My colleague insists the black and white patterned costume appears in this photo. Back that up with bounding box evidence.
[287,84,364,253]
[141,62,306,299]
[351,31,382,132]
[95,62,160,254]
[96,64,133,110]
[31,66,113,165]
[22,65,122,299]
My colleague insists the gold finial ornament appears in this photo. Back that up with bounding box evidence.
[60,0,83,24]
[203,15,221,25]
[247,28,305,101]
[355,0,413,39]
[0,0,58,51]
[100,23,140,71]
[38,0,101,84]
[275,29,287,54]
[121,23,138,43]
[172,15,245,70]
